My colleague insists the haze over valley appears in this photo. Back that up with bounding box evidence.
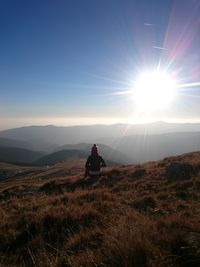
[1,122,200,166]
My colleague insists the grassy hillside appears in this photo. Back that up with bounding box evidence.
[0,153,200,266]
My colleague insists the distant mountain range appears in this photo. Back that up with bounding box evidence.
[1,123,200,165]
[1,122,200,148]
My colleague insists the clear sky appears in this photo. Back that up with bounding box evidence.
[1,0,200,130]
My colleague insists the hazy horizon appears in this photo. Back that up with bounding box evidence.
[2,117,200,132]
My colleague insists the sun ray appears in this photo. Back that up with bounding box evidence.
[82,72,132,86]
[106,90,132,96]
[176,82,200,89]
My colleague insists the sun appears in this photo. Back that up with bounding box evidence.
[133,70,176,112]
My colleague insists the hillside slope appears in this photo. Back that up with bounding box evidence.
[0,147,45,164]
[0,137,58,153]
[1,152,200,266]
[34,149,88,166]
[0,138,31,149]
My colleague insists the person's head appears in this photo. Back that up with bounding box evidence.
[91,144,98,156]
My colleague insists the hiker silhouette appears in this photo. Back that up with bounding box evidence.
[84,144,106,178]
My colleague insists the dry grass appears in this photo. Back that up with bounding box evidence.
[1,152,200,266]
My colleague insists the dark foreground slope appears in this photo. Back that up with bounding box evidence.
[1,153,200,266]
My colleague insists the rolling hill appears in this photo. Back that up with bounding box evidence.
[34,145,129,166]
[0,147,45,164]
[54,143,132,164]
[34,149,88,166]
[0,137,57,153]
[0,138,31,149]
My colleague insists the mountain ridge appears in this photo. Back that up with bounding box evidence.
[1,122,200,145]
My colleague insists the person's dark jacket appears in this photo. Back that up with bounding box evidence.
[85,155,106,171]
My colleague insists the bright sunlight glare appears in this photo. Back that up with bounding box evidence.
[133,70,176,112]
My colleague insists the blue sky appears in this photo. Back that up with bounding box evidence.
[1,0,200,129]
